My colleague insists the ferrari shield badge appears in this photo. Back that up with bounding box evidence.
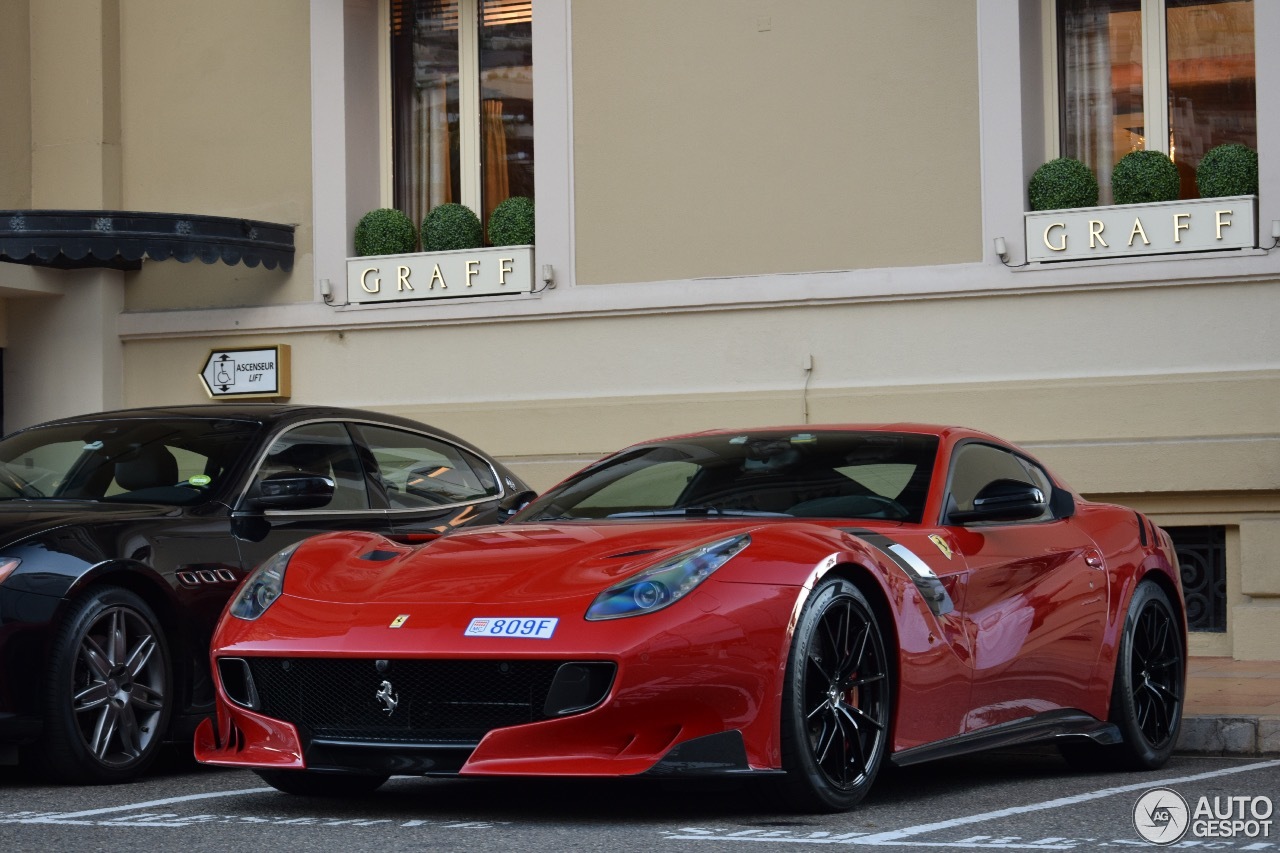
[929,534,953,560]
[389,614,409,628]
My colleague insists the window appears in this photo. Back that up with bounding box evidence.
[250,423,371,512]
[1168,525,1226,632]
[390,0,533,239]
[1057,0,1255,203]
[354,424,499,509]
[946,443,1054,523]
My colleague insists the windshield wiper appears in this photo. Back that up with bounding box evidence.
[0,465,45,499]
[606,506,789,519]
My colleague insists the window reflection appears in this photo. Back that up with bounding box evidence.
[1166,0,1256,198]
[1058,0,1254,203]
[392,0,533,242]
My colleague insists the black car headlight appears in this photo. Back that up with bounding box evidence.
[228,542,299,621]
[585,534,750,620]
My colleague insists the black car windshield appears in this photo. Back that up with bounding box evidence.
[516,431,940,524]
[0,417,263,505]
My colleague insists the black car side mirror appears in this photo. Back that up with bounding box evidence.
[497,489,538,522]
[248,472,336,511]
[949,479,1047,524]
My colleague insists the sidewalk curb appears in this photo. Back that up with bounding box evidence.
[1177,715,1280,756]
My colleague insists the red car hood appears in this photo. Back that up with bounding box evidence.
[283,520,765,606]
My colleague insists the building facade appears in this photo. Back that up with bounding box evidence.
[1,0,1276,659]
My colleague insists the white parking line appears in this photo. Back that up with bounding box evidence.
[856,759,1280,844]
[667,758,1280,847]
[22,786,273,823]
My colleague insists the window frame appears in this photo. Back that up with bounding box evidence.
[942,440,1060,527]
[976,0,1279,272]
[1044,0,1252,168]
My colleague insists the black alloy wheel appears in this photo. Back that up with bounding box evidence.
[1060,579,1184,771]
[779,577,892,812]
[40,586,172,783]
[255,769,390,797]
[1114,580,1185,766]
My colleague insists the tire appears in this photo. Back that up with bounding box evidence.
[39,586,172,784]
[1060,579,1184,771]
[778,578,892,812]
[255,769,390,797]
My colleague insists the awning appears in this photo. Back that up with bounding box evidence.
[0,210,295,272]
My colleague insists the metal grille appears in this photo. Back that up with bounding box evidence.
[1168,526,1226,633]
[246,658,563,743]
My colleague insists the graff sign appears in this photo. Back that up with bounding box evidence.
[1023,195,1256,262]
[346,247,533,304]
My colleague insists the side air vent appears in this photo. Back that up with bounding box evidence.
[217,657,261,709]
[543,662,616,716]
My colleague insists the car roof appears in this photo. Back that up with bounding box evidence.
[6,404,487,452]
[654,423,1006,444]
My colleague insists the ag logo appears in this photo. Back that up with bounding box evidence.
[1134,787,1190,845]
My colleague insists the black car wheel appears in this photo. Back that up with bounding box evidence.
[40,587,172,783]
[255,769,390,796]
[1061,579,1184,771]
[779,577,892,812]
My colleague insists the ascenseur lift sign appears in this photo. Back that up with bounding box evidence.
[199,345,291,400]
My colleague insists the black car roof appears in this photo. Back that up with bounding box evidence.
[7,404,488,454]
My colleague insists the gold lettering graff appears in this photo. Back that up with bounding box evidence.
[360,268,381,293]
[1128,218,1150,247]
[466,260,480,287]
[1044,222,1067,252]
[397,266,413,291]
[499,258,514,286]
[1216,209,1233,240]
[1089,220,1108,249]
[1174,212,1191,243]
[429,264,446,290]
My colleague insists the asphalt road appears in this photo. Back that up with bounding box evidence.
[1,748,1277,852]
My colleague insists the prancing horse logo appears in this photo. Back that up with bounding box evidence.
[375,680,398,715]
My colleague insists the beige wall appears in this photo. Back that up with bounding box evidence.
[120,280,1279,483]
[571,0,983,284]
[0,0,32,209]
[118,0,313,311]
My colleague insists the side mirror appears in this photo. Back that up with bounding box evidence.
[949,479,1047,524]
[248,472,336,511]
[497,489,537,522]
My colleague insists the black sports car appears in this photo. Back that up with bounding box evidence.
[0,404,531,783]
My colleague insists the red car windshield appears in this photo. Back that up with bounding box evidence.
[517,431,939,524]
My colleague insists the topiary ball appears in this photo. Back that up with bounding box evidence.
[1196,143,1258,198]
[421,203,483,251]
[1111,150,1181,205]
[1028,158,1099,211]
[354,208,416,256]
[487,196,535,246]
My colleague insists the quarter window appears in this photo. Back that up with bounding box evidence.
[1057,0,1255,203]
[390,0,534,238]
[355,424,498,508]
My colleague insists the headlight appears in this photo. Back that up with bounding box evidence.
[586,534,750,620]
[228,542,300,620]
